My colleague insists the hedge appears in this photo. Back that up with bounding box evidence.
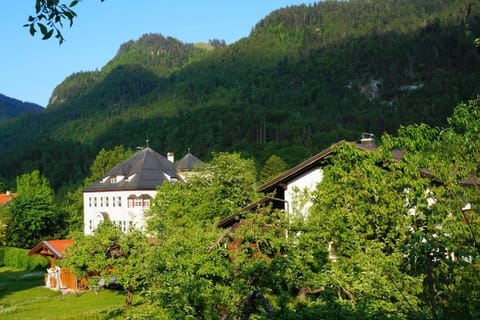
[0,247,48,270]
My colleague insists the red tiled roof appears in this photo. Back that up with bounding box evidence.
[29,239,75,259]
[48,240,75,255]
[0,192,16,206]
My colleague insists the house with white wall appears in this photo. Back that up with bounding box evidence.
[83,147,203,235]
[218,138,379,229]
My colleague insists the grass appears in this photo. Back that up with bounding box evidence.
[0,267,126,320]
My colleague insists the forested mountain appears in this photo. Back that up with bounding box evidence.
[0,0,479,193]
[0,93,43,121]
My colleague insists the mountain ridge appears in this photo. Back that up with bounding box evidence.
[0,0,479,192]
[0,93,43,121]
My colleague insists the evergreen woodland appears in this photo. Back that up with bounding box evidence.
[0,0,479,193]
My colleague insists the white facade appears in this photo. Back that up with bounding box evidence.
[82,148,204,235]
[284,168,324,219]
[83,189,157,235]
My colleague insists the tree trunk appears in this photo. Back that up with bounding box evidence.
[125,286,134,307]
[425,253,437,320]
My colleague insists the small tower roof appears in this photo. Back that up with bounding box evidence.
[175,152,205,171]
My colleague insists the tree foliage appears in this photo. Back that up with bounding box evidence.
[85,145,132,185]
[62,222,153,307]
[0,170,60,248]
[25,0,105,44]
[306,97,480,319]
[259,154,287,184]
[148,152,258,231]
[140,153,259,318]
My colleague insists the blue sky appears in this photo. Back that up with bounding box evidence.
[0,1,309,107]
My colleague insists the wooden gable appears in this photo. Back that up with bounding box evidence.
[29,240,75,259]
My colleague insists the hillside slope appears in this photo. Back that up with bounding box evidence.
[0,93,43,122]
[0,0,479,191]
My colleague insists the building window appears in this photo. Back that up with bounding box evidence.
[89,197,92,207]
[143,197,150,208]
[106,196,109,207]
[118,196,122,207]
[94,197,97,207]
[127,195,152,208]
[128,195,136,208]
[139,194,152,208]
[100,197,103,207]
[110,176,117,184]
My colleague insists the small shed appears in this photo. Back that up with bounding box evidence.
[29,240,84,290]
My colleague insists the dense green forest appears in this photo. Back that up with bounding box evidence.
[0,0,479,193]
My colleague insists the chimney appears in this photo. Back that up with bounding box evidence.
[167,152,174,162]
[360,133,375,145]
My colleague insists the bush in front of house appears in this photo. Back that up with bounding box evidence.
[0,247,48,270]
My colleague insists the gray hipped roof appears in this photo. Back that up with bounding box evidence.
[175,152,205,171]
[84,147,178,192]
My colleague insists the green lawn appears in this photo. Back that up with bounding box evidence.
[0,267,126,320]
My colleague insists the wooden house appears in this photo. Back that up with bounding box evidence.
[28,239,86,290]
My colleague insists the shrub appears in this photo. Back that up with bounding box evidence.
[0,247,48,270]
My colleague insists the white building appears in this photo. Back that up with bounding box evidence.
[83,147,203,235]
[218,137,380,228]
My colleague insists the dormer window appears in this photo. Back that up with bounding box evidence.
[164,173,178,182]
[110,177,117,184]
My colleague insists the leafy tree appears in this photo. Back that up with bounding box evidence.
[16,169,53,197]
[146,218,234,318]
[309,142,423,318]
[384,97,480,319]
[0,170,60,248]
[86,145,132,185]
[143,152,259,318]
[149,152,258,230]
[306,97,480,319]
[62,222,153,307]
[259,154,287,184]
[59,187,84,235]
[26,0,105,44]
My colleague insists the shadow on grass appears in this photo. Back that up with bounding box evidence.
[0,267,127,320]
[0,267,47,300]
